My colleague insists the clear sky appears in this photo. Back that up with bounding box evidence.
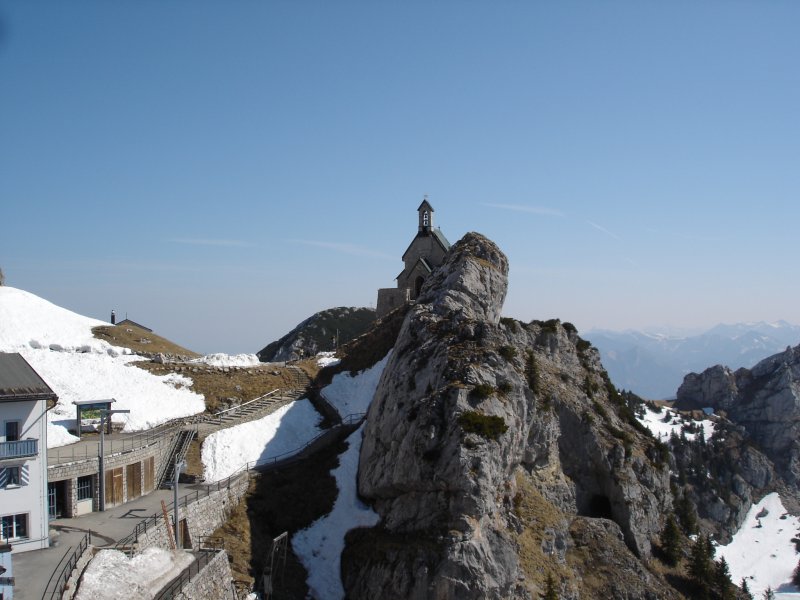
[2,1,799,354]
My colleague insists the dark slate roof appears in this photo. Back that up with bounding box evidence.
[0,353,58,403]
[418,199,434,212]
[432,228,451,250]
[116,319,153,332]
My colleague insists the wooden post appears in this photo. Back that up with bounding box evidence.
[161,500,176,550]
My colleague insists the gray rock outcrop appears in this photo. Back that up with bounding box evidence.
[676,344,800,486]
[343,232,676,600]
[256,306,375,362]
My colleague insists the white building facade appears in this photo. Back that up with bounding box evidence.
[0,353,54,554]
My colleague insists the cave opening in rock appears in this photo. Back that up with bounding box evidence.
[588,494,613,520]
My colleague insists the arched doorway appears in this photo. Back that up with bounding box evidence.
[414,276,425,298]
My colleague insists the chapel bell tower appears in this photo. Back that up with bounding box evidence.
[418,198,434,233]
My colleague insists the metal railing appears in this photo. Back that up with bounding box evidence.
[41,531,92,600]
[48,427,167,466]
[158,428,197,489]
[0,438,38,459]
[226,411,367,475]
[212,389,279,417]
[153,549,218,600]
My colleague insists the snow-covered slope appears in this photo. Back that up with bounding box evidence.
[716,493,800,599]
[0,286,205,446]
[292,424,379,600]
[321,351,391,419]
[201,399,323,482]
[290,353,389,599]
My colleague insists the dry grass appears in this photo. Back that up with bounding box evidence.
[138,358,319,413]
[93,324,200,357]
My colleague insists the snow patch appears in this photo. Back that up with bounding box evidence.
[201,399,323,482]
[75,547,195,600]
[316,351,341,368]
[637,404,716,442]
[188,353,262,367]
[321,351,390,419]
[292,424,380,600]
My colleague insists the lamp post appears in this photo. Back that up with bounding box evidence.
[173,457,185,549]
[98,409,130,512]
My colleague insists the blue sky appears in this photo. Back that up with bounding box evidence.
[2,1,799,354]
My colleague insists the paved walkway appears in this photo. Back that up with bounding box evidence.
[12,488,182,599]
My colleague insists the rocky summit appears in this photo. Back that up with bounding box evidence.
[342,232,679,599]
[256,306,375,362]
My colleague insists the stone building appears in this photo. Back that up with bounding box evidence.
[376,200,451,319]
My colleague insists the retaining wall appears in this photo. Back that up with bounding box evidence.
[173,550,235,600]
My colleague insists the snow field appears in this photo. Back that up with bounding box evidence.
[201,399,323,482]
[0,286,205,446]
[715,493,800,599]
[75,547,195,600]
[291,424,380,600]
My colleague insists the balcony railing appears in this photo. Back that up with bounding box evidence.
[0,439,38,460]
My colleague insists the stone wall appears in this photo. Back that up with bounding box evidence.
[174,550,235,600]
[376,287,410,319]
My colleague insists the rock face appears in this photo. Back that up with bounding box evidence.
[676,345,800,486]
[256,306,375,362]
[342,232,676,600]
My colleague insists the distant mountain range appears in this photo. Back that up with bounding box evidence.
[584,321,800,399]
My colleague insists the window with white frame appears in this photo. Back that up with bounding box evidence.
[0,514,28,541]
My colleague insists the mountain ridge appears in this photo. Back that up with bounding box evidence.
[585,321,800,399]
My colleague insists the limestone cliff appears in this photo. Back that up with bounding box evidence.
[342,233,677,600]
[676,345,800,488]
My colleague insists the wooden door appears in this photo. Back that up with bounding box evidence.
[126,462,142,500]
[143,456,155,493]
[105,467,123,507]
